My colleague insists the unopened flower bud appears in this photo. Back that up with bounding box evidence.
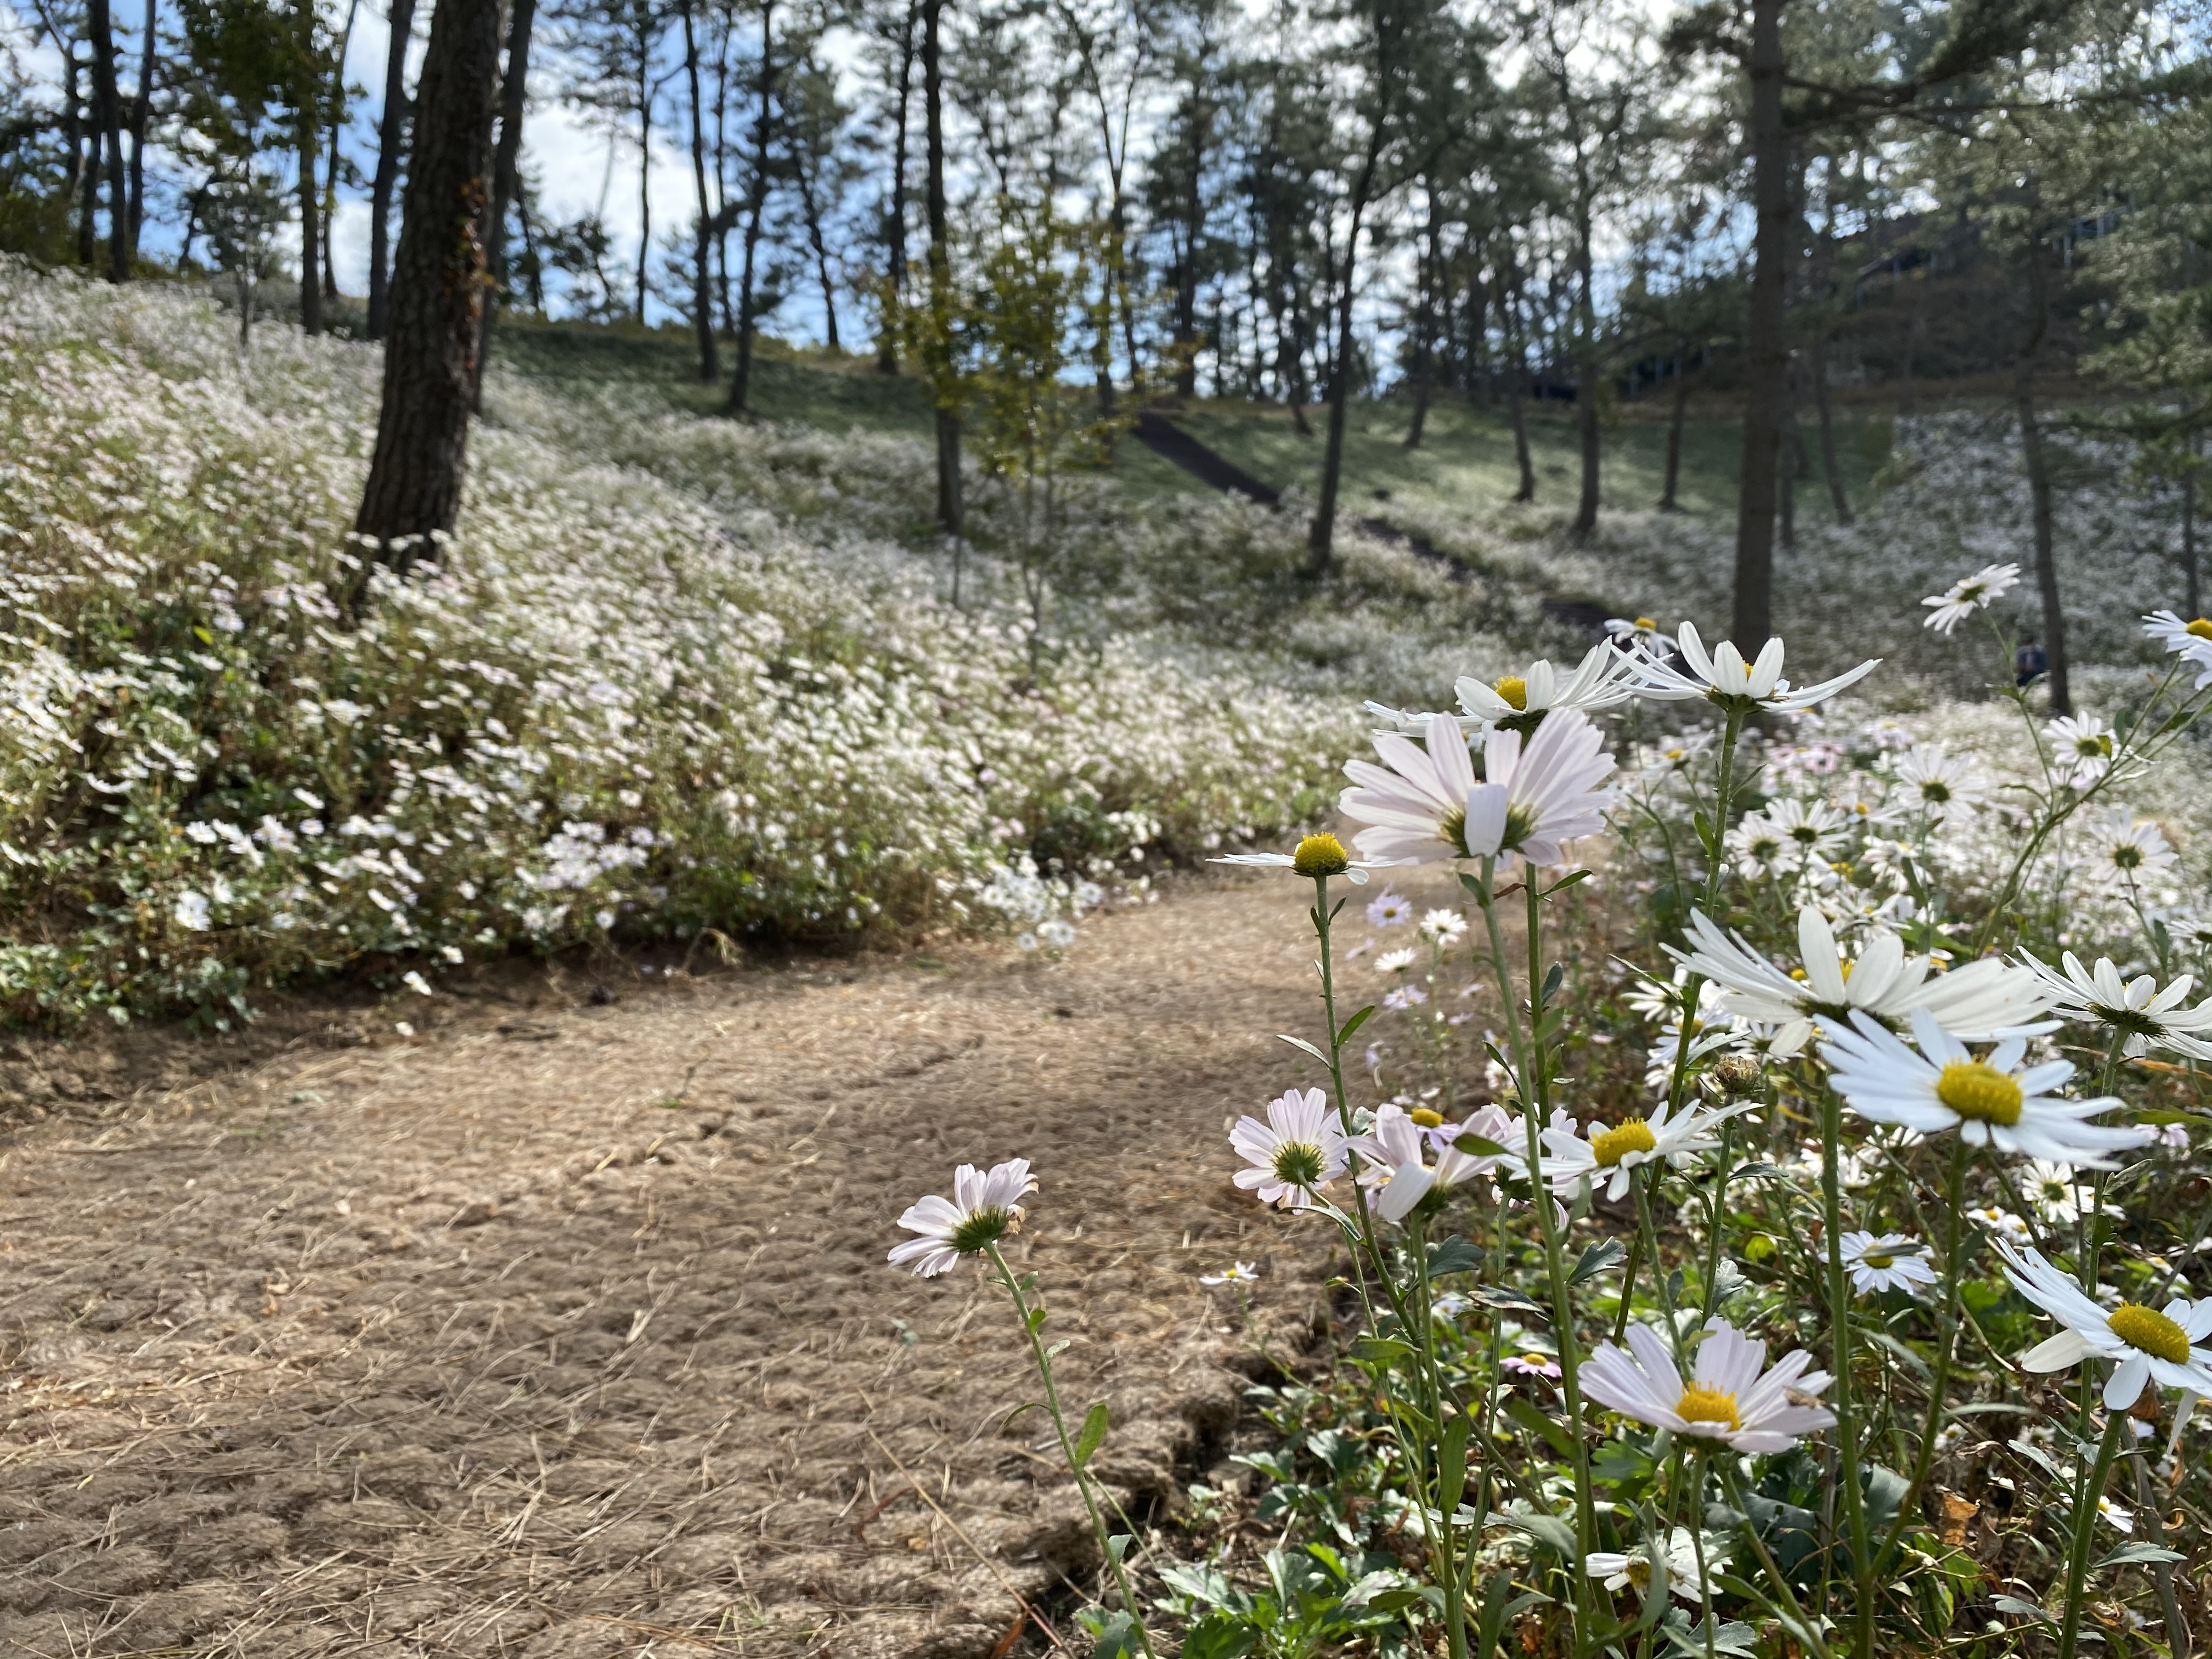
[1708,1053,1766,1097]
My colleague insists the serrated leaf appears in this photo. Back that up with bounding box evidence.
[1571,1237,1626,1284]
[1073,1401,1110,1468]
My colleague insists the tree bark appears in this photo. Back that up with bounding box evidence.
[877,0,915,373]
[86,0,128,280]
[1404,194,1437,449]
[366,0,418,338]
[1661,334,1689,510]
[352,0,503,579]
[679,0,719,380]
[1309,195,1367,578]
[1571,204,1599,538]
[635,49,651,323]
[297,0,323,338]
[470,0,535,400]
[322,0,360,298]
[725,0,778,415]
[793,136,840,351]
[2015,239,2068,715]
[1505,272,1534,503]
[921,0,960,534]
[127,0,154,257]
[1731,0,1788,643]
[2185,410,2200,620]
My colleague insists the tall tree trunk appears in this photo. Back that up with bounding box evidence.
[1172,93,1210,400]
[635,51,651,323]
[794,142,839,351]
[1571,209,1599,536]
[1810,329,1851,524]
[1780,402,1802,548]
[2015,238,2068,715]
[323,0,361,299]
[679,0,719,380]
[366,0,418,338]
[1309,183,1372,578]
[921,0,960,535]
[1659,335,1691,510]
[470,0,536,403]
[297,28,323,337]
[1898,270,1922,415]
[1504,272,1534,502]
[86,0,128,281]
[725,0,777,415]
[1731,0,1788,643]
[517,183,545,308]
[2185,408,2200,620]
[352,0,503,580]
[876,0,915,373]
[127,0,154,256]
[1404,194,1437,449]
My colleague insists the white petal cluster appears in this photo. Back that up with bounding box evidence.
[1453,641,1642,733]
[2143,610,2212,688]
[1231,1087,1349,1209]
[2018,950,2212,1060]
[2000,1243,2212,1408]
[1621,622,1878,714]
[1921,562,2021,634]
[888,1160,1038,1277]
[1582,1317,1837,1452]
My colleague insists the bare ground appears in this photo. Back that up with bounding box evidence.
[0,871,1355,1658]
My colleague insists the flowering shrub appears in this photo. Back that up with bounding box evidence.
[893,605,2212,1658]
[0,264,1362,1024]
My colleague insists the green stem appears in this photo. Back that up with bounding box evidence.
[1700,1118,1737,1322]
[1719,1458,1834,1659]
[2055,1408,2129,1659]
[1816,1088,1873,1659]
[986,1242,1157,1659]
[1879,1137,1970,1567]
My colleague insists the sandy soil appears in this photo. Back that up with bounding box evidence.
[0,871,1357,1658]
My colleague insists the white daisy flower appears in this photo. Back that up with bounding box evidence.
[1459,707,1617,868]
[1763,797,1850,861]
[888,1159,1038,1277]
[1583,1528,1727,1605]
[1535,1097,1748,1201]
[1818,1007,2151,1166]
[1891,746,1984,816]
[1362,701,1480,738]
[1921,562,2022,634]
[2018,950,2212,1060]
[1726,811,1790,881]
[1582,1316,1837,1453]
[2085,810,2177,889]
[1605,616,1678,653]
[2099,1496,2135,1533]
[1351,1101,1516,1223]
[1376,947,1420,974]
[2017,1159,2123,1227]
[1968,1205,2035,1246]
[2142,610,2212,687]
[1669,905,2053,1059]
[1213,831,1384,885]
[1621,622,1878,715]
[1340,712,1486,865]
[1839,1231,1937,1295]
[1453,640,1641,734]
[1417,907,1468,944]
[1997,1242,2212,1409]
[1366,890,1413,926]
[1230,1087,1348,1209]
[1199,1261,1260,1285]
[2046,714,2117,788]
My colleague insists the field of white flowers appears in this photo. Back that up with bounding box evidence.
[0,263,1541,1028]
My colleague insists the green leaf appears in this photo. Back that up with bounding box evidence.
[2096,1543,2187,1570]
[1364,1588,1428,1615]
[1178,1615,1257,1659]
[1472,1285,1549,1319]
[1497,1505,1577,1558]
[1088,1609,1142,1659]
[1105,1531,1133,1564]
[1455,1135,1511,1158]
[1861,1464,1910,1530]
[1426,1235,1484,1277]
[1027,1307,1048,1332]
[1438,1415,1470,1513]
[1993,1595,2056,1627]
[1544,869,1592,896]
[1504,1394,1573,1456]
[1276,1034,1328,1064]
[1571,1237,1627,1285]
[1336,1005,1376,1046]
[1351,1336,1414,1366]
[1541,962,1565,1002]
[1073,1402,1110,1468]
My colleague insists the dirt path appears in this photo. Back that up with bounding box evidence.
[0,873,1356,1658]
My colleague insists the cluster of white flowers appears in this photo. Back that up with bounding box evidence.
[0,267,1362,1023]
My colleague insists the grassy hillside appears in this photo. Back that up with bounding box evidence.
[484,319,1892,529]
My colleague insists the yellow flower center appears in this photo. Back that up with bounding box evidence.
[1293,833,1351,878]
[1634,617,1658,631]
[2187,618,2212,641]
[1934,1060,2024,1126]
[1675,1385,1741,1430]
[1409,1108,1444,1128]
[1789,967,1809,982]
[1494,675,1529,710]
[2076,733,2113,758]
[1592,1118,1658,1167]
[2108,1302,2192,1364]
[1862,1252,1895,1269]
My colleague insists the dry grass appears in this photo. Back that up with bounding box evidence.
[0,872,1370,1658]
